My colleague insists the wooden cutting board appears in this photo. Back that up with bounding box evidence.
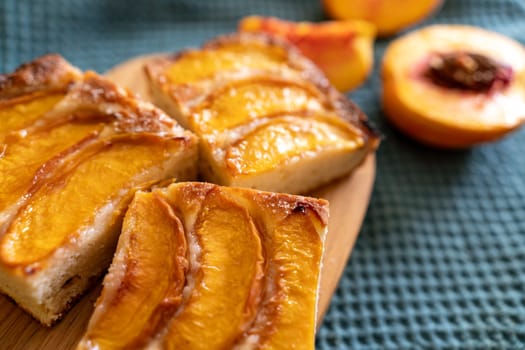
[0,54,376,349]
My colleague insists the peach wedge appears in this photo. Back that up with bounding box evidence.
[239,16,376,92]
[382,25,525,148]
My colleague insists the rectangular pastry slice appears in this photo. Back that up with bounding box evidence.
[78,182,328,350]
[0,55,198,326]
[145,33,379,194]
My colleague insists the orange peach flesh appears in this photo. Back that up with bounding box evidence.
[323,0,443,36]
[0,93,64,135]
[231,192,325,349]
[162,42,366,184]
[239,16,376,92]
[225,115,363,176]
[382,25,525,148]
[251,206,323,349]
[165,43,288,85]
[191,78,325,133]
[162,188,264,349]
[0,135,181,266]
[80,192,188,349]
[79,183,326,349]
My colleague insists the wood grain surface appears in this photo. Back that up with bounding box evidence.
[0,54,376,349]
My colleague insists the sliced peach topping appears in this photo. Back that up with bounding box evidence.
[0,121,103,215]
[382,25,525,148]
[79,192,187,349]
[234,200,324,349]
[162,188,264,349]
[0,92,64,136]
[225,115,363,175]
[165,43,288,85]
[0,136,182,266]
[260,212,323,348]
[191,78,325,133]
[239,16,376,92]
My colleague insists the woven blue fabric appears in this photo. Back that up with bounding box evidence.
[1,1,525,349]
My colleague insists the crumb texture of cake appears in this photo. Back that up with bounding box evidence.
[0,55,198,326]
[145,33,379,194]
[77,182,328,350]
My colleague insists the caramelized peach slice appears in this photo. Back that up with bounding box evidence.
[165,43,288,85]
[0,122,103,216]
[0,136,182,265]
[79,192,187,349]
[234,202,324,349]
[239,16,376,92]
[162,188,264,349]
[382,25,525,148]
[191,78,325,133]
[323,0,442,36]
[225,115,363,175]
[0,93,64,135]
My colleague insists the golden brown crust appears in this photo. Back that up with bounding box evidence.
[67,72,186,135]
[0,54,184,137]
[0,54,82,100]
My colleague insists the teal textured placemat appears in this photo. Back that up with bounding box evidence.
[2,1,525,349]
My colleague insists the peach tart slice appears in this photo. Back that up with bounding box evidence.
[77,182,328,350]
[145,33,379,194]
[382,25,525,148]
[0,55,198,326]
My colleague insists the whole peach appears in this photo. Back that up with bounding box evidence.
[323,0,443,36]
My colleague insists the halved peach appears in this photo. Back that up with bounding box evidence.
[239,16,376,92]
[382,25,525,148]
[323,0,443,37]
[0,121,103,218]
